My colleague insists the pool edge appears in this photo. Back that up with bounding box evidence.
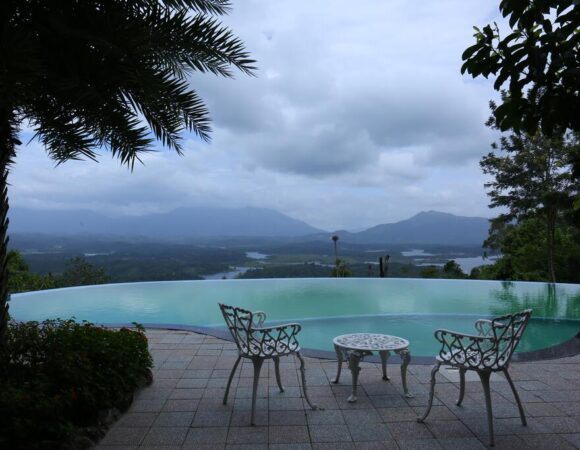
[100,322,580,365]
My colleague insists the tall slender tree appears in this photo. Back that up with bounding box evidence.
[0,0,256,358]
[481,102,577,282]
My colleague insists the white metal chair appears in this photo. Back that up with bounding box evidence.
[417,309,532,447]
[219,303,318,425]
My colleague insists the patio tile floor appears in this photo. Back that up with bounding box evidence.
[96,329,580,449]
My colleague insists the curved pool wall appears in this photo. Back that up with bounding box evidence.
[10,278,580,357]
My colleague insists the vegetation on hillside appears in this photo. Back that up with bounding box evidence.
[8,251,111,293]
[474,106,579,283]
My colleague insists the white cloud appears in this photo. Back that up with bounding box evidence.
[10,0,503,230]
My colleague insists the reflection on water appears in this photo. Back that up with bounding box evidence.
[489,282,580,319]
[270,314,580,356]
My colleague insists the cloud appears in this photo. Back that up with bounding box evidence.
[9,0,502,230]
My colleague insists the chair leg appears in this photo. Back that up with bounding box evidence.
[457,368,466,406]
[250,357,264,426]
[332,343,343,383]
[223,355,241,405]
[417,361,441,423]
[504,368,527,426]
[273,356,285,392]
[296,351,319,410]
[477,371,495,447]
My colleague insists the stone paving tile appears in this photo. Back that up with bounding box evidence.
[425,420,474,439]
[176,378,208,389]
[436,437,486,449]
[347,422,392,441]
[140,426,188,446]
[161,399,199,412]
[97,329,580,449]
[388,421,434,440]
[152,411,194,427]
[306,409,346,425]
[562,433,580,448]
[270,410,308,426]
[225,444,267,450]
[536,416,580,433]
[377,406,417,422]
[395,438,442,449]
[354,441,398,450]
[115,412,158,428]
[226,426,268,444]
[193,410,232,427]
[518,433,577,449]
[229,409,268,426]
[342,408,383,425]
[183,426,228,445]
[268,425,311,444]
[311,444,356,450]
[309,424,352,443]
[269,444,313,450]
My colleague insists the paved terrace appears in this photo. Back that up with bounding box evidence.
[97,329,580,450]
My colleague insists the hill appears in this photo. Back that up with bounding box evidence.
[347,211,489,246]
[9,206,323,238]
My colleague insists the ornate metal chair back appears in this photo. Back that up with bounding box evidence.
[490,309,532,368]
[219,303,254,355]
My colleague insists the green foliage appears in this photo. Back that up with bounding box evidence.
[442,260,467,279]
[7,251,111,292]
[474,217,580,282]
[7,250,57,293]
[0,319,152,447]
[59,256,110,287]
[331,258,352,277]
[2,0,256,164]
[480,118,578,282]
[420,266,440,279]
[461,0,579,135]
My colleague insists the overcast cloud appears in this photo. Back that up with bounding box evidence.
[10,0,504,231]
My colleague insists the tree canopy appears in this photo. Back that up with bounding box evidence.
[479,101,579,282]
[0,0,255,353]
[461,0,579,136]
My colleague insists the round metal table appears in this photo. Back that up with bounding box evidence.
[332,333,413,402]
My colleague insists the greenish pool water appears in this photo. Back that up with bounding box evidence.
[10,278,580,356]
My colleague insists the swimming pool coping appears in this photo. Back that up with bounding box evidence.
[100,322,580,365]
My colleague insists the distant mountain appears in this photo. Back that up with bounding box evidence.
[348,211,490,246]
[9,207,323,238]
[10,208,490,245]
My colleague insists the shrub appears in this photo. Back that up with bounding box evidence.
[0,319,153,448]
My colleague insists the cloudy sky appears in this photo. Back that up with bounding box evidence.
[10,0,505,231]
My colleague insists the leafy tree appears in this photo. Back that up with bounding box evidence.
[442,260,466,279]
[0,1,255,351]
[6,250,57,293]
[481,105,578,282]
[59,256,110,287]
[478,216,580,282]
[461,0,579,136]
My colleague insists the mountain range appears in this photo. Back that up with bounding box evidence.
[9,207,490,246]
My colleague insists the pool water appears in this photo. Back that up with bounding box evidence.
[10,278,580,356]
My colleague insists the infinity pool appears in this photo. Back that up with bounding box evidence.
[10,278,580,356]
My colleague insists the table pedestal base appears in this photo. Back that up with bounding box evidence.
[332,344,413,402]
